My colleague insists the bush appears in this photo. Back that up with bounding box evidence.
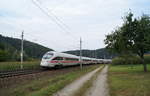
[144,54,150,64]
[0,50,10,61]
[112,55,150,65]
[112,56,141,65]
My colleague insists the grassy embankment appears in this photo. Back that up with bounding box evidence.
[6,64,101,96]
[109,64,150,96]
[0,61,40,71]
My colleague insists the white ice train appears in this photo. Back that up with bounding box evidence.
[40,51,111,68]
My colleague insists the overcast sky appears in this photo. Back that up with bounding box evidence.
[0,0,149,51]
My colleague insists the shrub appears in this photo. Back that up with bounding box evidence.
[0,50,10,61]
[112,55,150,65]
[112,56,142,65]
[144,54,150,64]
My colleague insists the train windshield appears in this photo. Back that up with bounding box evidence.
[43,53,53,59]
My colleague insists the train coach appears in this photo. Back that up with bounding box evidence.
[40,51,111,68]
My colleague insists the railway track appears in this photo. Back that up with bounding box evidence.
[0,68,45,78]
[0,64,100,78]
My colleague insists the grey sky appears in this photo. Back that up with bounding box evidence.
[0,0,149,51]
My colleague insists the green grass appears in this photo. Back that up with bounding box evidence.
[8,65,101,96]
[0,61,40,71]
[108,64,150,96]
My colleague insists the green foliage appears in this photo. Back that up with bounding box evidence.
[112,55,150,65]
[144,54,150,64]
[104,12,150,57]
[0,50,10,61]
[104,11,150,71]
[0,34,53,61]
[112,56,141,65]
[0,43,5,50]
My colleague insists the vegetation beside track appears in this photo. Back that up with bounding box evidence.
[0,61,40,71]
[3,64,101,96]
[108,64,150,96]
[112,55,150,65]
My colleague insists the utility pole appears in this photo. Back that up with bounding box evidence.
[80,37,82,69]
[20,31,24,69]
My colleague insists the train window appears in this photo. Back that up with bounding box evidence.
[83,59,90,61]
[43,53,53,59]
[53,57,63,60]
[83,59,89,61]
[65,58,78,61]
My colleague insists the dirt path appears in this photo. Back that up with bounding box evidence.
[53,66,102,96]
[85,65,109,96]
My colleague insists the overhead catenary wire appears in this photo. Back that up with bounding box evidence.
[31,0,77,40]
[3,0,88,53]
[10,22,65,51]
[2,19,70,51]
[31,0,81,52]
[45,7,71,31]
[35,0,73,34]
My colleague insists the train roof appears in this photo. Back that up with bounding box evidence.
[47,51,79,59]
[46,51,95,60]
[45,51,111,61]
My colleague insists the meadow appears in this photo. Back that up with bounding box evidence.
[108,64,150,96]
[0,61,40,71]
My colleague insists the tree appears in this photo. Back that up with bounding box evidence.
[0,50,10,61]
[0,34,53,61]
[104,12,150,72]
[132,15,150,72]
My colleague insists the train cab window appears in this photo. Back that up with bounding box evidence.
[43,53,53,59]
[53,57,63,60]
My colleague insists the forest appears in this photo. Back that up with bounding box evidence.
[0,34,53,61]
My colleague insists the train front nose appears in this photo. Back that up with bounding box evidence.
[40,60,49,67]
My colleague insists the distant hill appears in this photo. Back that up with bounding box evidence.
[64,49,149,59]
[0,34,53,61]
[64,48,116,59]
